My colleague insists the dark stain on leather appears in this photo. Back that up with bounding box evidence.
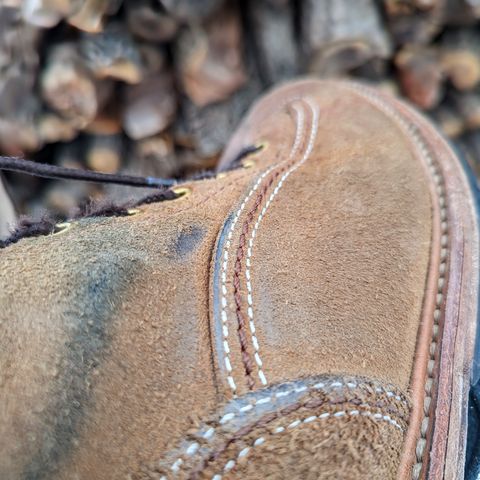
[22,254,137,480]
[172,226,205,259]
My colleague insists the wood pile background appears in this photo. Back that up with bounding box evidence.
[1,0,480,220]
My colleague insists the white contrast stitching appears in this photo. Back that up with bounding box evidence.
[220,165,277,394]
[245,99,319,386]
[219,101,306,394]
[211,409,404,478]
[166,380,408,475]
[348,84,448,480]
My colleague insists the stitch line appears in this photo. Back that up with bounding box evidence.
[232,99,319,389]
[244,100,319,386]
[219,166,277,394]
[210,409,404,478]
[164,380,408,476]
[218,103,306,394]
[223,102,307,392]
[168,169,255,217]
[348,84,448,480]
[202,379,408,434]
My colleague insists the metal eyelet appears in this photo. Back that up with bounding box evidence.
[53,222,72,235]
[126,208,141,216]
[172,186,191,199]
[242,142,267,169]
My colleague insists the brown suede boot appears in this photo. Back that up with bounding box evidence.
[1,79,479,480]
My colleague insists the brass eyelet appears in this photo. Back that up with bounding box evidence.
[242,141,267,169]
[126,208,141,216]
[172,186,191,199]
[216,172,227,179]
[242,158,256,169]
[53,222,72,235]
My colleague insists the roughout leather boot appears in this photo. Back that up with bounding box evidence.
[1,79,479,480]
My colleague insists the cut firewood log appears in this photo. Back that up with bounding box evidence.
[84,104,122,135]
[159,0,225,21]
[430,103,465,138]
[395,46,444,109]
[126,0,178,42]
[122,72,177,140]
[443,0,480,26]
[175,6,247,107]
[80,24,144,84]
[43,180,99,216]
[0,176,17,240]
[85,133,123,173]
[0,9,43,152]
[138,43,168,74]
[21,0,84,27]
[105,132,178,203]
[383,0,445,45]
[21,0,65,27]
[351,57,389,81]
[440,29,480,91]
[176,74,262,158]
[302,0,391,75]
[55,138,86,168]
[67,0,122,33]
[37,112,79,144]
[133,132,178,177]
[40,43,112,128]
[458,130,480,181]
[449,91,480,130]
[248,0,300,85]
[0,71,42,153]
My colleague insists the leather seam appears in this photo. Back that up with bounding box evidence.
[233,98,319,390]
[346,84,448,479]
[191,399,408,479]
[209,408,405,479]
[158,379,409,478]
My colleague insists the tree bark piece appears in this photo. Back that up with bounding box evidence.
[175,6,247,107]
[302,0,391,75]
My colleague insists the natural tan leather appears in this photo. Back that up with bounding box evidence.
[0,79,478,480]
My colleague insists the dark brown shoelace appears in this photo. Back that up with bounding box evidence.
[0,156,176,188]
[0,145,263,248]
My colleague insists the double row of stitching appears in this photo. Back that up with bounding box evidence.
[219,165,278,394]
[347,84,449,480]
[217,100,306,394]
[210,408,404,480]
[157,379,409,478]
[192,398,407,479]
[232,98,319,390]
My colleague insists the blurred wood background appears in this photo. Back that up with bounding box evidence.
[1,0,480,227]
